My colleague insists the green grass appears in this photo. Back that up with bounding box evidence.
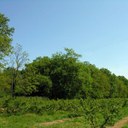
[36,117,86,128]
[0,107,128,128]
[123,124,128,128]
[0,112,85,128]
[123,126,128,128]
[1,97,128,128]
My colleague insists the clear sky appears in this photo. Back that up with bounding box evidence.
[0,0,128,77]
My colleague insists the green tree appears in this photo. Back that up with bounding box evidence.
[50,48,82,99]
[16,48,128,99]
[20,56,52,96]
[9,44,28,97]
[0,69,11,97]
[0,13,14,68]
[76,62,93,98]
[23,48,83,99]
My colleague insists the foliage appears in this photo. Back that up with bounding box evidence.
[17,49,128,99]
[1,47,128,99]
[80,99,123,128]
[1,13,128,100]
[0,13,14,67]
[8,44,29,97]
[0,97,128,127]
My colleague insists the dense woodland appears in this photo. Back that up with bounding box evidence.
[0,13,128,99]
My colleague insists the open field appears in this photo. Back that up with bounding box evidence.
[0,97,128,128]
[1,112,128,128]
[0,113,85,128]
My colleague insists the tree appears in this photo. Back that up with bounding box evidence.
[21,60,52,96]
[76,62,93,98]
[10,44,28,97]
[9,48,128,99]
[50,48,82,99]
[0,68,11,97]
[0,13,14,68]
[22,48,83,98]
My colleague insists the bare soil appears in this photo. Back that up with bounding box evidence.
[111,117,128,128]
[38,118,70,126]
[37,116,128,127]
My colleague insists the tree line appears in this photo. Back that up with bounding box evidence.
[0,13,128,99]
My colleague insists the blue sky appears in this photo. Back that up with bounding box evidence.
[0,0,128,77]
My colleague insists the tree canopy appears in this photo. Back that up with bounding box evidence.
[1,48,127,99]
[0,13,14,67]
[0,13,128,99]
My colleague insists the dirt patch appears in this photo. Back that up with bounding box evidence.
[37,116,128,127]
[38,118,70,126]
[112,117,128,128]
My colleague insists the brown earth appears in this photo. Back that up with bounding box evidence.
[37,116,128,127]
[38,118,70,126]
[111,117,128,128]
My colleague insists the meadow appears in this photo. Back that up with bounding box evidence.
[0,97,128,128]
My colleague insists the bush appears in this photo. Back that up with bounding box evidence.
[0,97,127,127]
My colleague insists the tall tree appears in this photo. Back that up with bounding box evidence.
[0,13,14,68]
[21,57,52,96]
[10,44,28,97]
[50,48,82,99]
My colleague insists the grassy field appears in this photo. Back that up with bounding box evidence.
[0,110,128,128]
[0,112,86,128]
[123,125,128,128]
[0,97,128,128]
[123,124,128,128]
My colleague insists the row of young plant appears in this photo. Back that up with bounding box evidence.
[80,98,128,128]
[0,97,128,127]
[0,97,81,115]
